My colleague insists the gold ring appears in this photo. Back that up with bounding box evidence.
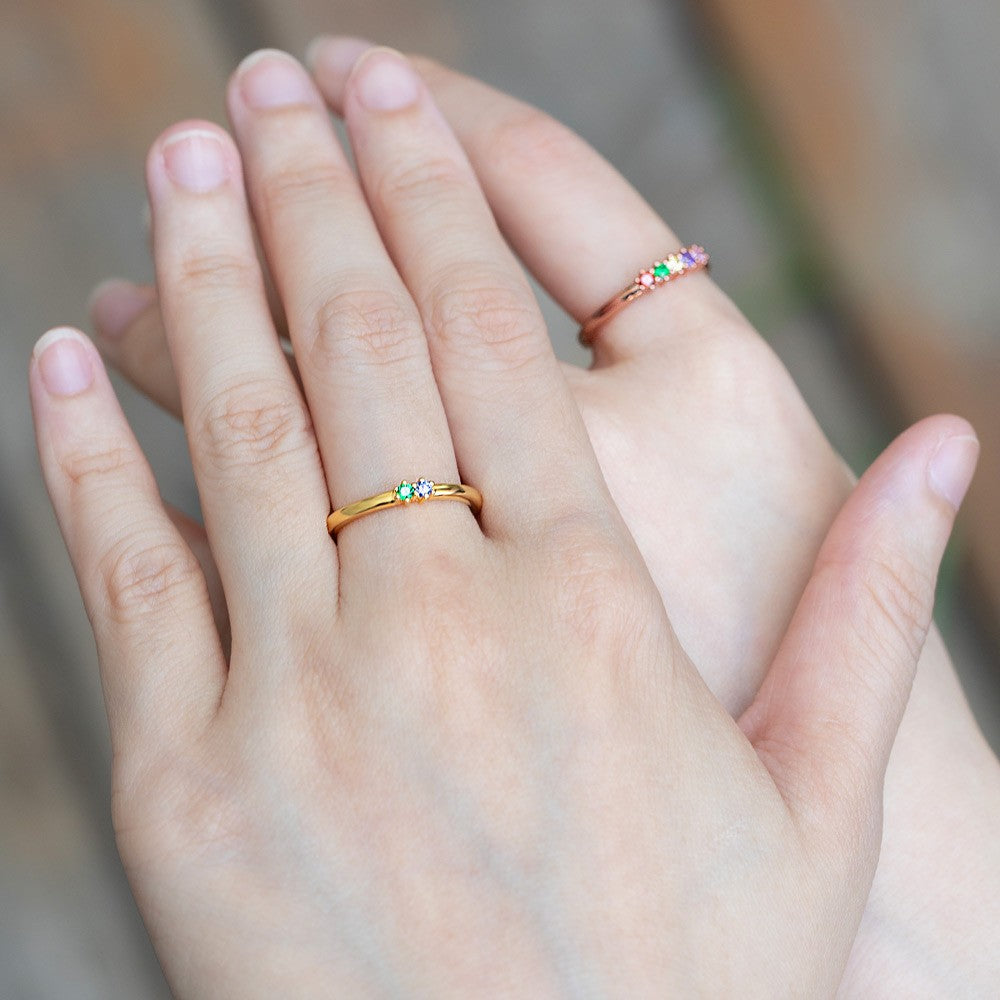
[327,478,483,536]
[579,244,710,346]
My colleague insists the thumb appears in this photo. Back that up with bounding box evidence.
[741,415,978,843]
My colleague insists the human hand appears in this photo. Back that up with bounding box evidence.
[46,47,973,995]
[309,49,1000,999]
[93,43,1000,995]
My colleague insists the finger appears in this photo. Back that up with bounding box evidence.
[90,280,182,415]
[145,188,292,343]
[741,415,979,844]
[90,278,586,479]
[147,121,335,627]
[338,47,604,537]
[225,50,466,560]
[165,503,231,658]
[310,38,742,367]
[29,328,225,753]
[91,280,304,421]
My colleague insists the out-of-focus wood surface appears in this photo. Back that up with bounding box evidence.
[700,0,1000,639]
[1,0,997,995]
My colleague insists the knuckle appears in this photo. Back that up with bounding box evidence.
[539,517,657,650]
[818,546,934,669]
[366,541,490,664]
[198,380,313,472]
[113,751,245,870]
[429,277,543,370]
[175,247,259,295]
[308,286,423,371]
[60,441,137,492]
[100,537,203,624]
[857,550,933,662]
[371,155,469,213]
[657,325,815,444]
[487,105,579,176]
[406,544,481,617]
[400,554,508,685]
[682,325,782,410]
[259,158,347,215]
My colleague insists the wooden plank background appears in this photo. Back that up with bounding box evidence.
[1,0,997,995]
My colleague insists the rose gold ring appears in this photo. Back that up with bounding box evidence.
[578,245,710,347]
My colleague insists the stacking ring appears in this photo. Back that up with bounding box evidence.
[579,245,709,346]
[327,478,483,536]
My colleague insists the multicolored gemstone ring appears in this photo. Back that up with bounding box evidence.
[327,478,484,536]
[578,244,710,346]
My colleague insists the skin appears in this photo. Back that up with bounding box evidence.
[32,43,995,996]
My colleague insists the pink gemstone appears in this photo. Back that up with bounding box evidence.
[639,272,655,287]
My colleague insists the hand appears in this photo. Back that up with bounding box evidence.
[41,47,970,995]
[92,43,1000,995]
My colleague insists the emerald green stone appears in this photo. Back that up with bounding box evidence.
[395,481,416,502]
[653,262,670,278]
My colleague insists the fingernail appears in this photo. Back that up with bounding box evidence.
[89,279,155,340]
[307,35,373,80]
[161,129,229,193]
[237,49,316,110]
[34,328,95,397]
[352,48,420,112]
[928,434,979,509]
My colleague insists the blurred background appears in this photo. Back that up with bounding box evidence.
[1,0,998,994]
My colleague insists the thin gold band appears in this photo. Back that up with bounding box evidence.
[327,480,483,536]
[579,244,710,346]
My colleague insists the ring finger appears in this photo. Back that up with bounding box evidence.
[225,50,464,568]
[337,48,602,538]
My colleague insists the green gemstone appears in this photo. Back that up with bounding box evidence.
[653,262,670,278]
[395,481,416,502]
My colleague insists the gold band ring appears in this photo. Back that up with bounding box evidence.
[327,479,483,536]
[579,245,710,346]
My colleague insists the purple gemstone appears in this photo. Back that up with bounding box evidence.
[680,251,696,267]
